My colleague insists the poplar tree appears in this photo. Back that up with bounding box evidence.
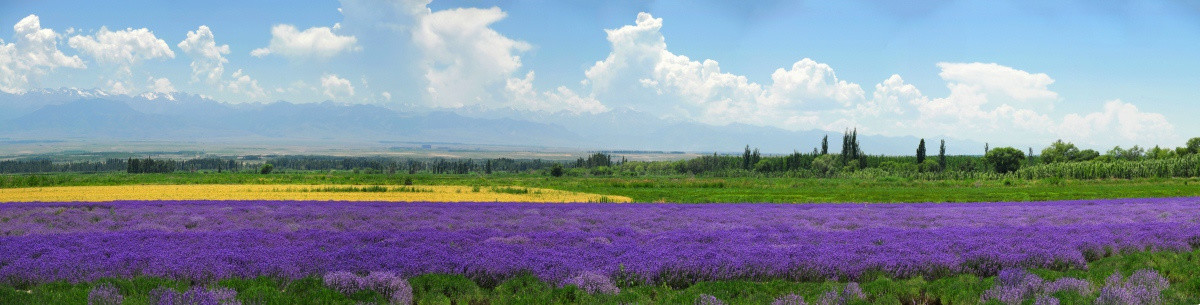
[821,135,829,155]
[916,139,927,164]
[938,139,947,170]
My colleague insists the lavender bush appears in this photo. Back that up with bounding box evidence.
[561,271,620,294]
[321,271,412,304]
[0,198,1197,285]
[1095,269,1168,305]
[87,282,123,305]
[695,294,726,305]
[148,286,241,305]
[771,294,807,305]
[812,282,866,305]
[981,269,1094,305]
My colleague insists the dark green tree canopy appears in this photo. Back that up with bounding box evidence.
[1187,137,1200,155]
[985,147,1025,174]
[1040,140,1080,164]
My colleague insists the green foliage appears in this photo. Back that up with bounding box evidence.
[409,274,484,304]
[916,139,926,165]
[811,154,839,176]
[260,163,274,175]
[490,186,531,194]
[1077,149,1099,161]
[821,135,829,155]
[919,159,941,173]
[1148,145,1178,159]
[576,153,614,168]
[1017,154,1200,180]
[984,147,1025,174]
[1188,137,1200,155]
[938,139,946,170]
[1107,145,1145,161]
[550,164,564,177]
[127,157,176,174]
[1041,140,1081,164]
[304,185,431,193]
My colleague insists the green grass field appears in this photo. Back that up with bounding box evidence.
[4,171,1200,203]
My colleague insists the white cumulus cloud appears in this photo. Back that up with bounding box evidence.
[0,14,86,94]
[149,77,175,93]
[579,12,1174,147]
[67,26,175,74]
[227,69,265,99]
[582,12,864,126]
[251,24,359,59]
[321,74,355,99]
[506,72,607,114]
[936,62,1058,101]
[177,25,229,84]
[414,6,531,107]
[1058,100,1174,145]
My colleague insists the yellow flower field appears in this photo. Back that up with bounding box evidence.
[0,184,631,203]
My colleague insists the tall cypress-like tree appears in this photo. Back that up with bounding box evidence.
[821,135,829,155]
[751,148,761,168]
[916,139,927,164]
[938,139,947,170]
[742,145,752,170]
[840,130,850,164]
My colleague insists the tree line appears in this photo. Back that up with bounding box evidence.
[2,135,1198,180]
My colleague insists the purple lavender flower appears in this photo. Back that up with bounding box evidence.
[1032,296,1059,305]
[1095,285,1139,305]
[562,271,620,295]
[147,286,241,305]
[814,290,841,305]
[321,271,412,304]
[842,282,865,300]
[983,269,1096,305]
[1,199,1197,286]
[324,271,364,295]
[364,271,405,296]
[1044,277,1093,296]
[771,294,808,305]
[87,283,123,305]
[1127,269,1169,293]
[1095,269,1168,305]
[695,294,726,305]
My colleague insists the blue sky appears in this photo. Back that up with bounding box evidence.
[1,0,1198,148]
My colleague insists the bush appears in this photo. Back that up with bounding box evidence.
[550,164,564,177]
[260,163,274,175]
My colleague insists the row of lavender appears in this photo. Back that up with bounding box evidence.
[2,198,1199,285]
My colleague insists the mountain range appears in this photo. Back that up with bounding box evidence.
[0,89,985,155]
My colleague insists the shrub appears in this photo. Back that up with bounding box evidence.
[322,271,413,305]
[771,294,807,305]
[695,294,726,305]
[561,271,619,295]
[148,286,241,305]
[87,283,123,305]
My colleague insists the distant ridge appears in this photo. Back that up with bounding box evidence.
[0,90,985,155]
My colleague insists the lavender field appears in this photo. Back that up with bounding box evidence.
[2,198,1198,288]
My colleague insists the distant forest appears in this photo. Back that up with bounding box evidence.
[2,132,1198,180]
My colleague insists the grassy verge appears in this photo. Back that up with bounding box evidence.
[4,172,1200,203]
[3,249,1198,304]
